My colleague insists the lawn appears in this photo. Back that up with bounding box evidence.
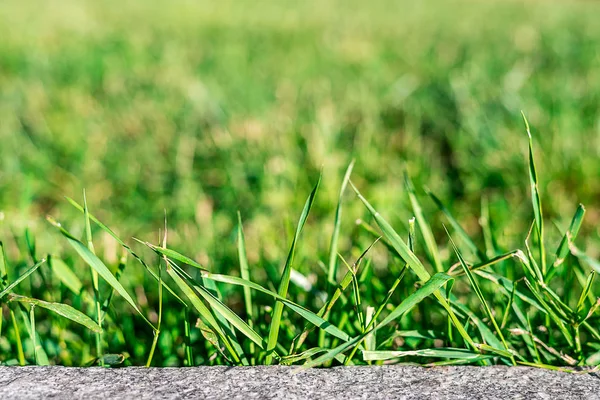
[0,0,599,368]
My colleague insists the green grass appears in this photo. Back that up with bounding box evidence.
[0,0,600,368]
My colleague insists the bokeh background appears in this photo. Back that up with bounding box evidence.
[1,0,600,365]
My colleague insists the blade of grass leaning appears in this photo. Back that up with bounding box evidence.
[167,260,265,350]
[266,175,320,364]
[445,226,515,364]
[300,272,453,369]
[0,259,46,300]
[166,263,242,364]
[450,299,508,360]
[201,274,249,366]
[405,173,443,272]
[64,197,186,305]
[237,211,255,360]
[47,216,154,329]
[8,294,102,333]
[144,242,254,363]
[140,241,208,271]
[350,181,476,349]
[428,190,485,261]
[522,111,547,276]
[554,204,585,268]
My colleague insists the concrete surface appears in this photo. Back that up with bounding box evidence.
[0,366,598,399]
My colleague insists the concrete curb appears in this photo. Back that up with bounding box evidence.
[0,366,599,399]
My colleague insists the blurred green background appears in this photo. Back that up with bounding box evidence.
[1,0,600,365]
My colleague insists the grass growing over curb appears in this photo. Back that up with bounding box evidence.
[0,121,599,369]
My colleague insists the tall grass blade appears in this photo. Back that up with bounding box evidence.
[328,161,354,286]
[522,112,546,276]
[266,175,320,363]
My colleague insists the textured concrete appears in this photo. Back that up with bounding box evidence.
[0,366,599,399]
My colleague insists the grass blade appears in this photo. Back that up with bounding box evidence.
[522,112,547,276]
[168,261,265,350]
[328,161,354,287]
[139,241,208,271]
[65,197,187,305]
[266,175,321,363]
[166,264,242,363]
[47,216,153,328]
[8,294,102,333]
